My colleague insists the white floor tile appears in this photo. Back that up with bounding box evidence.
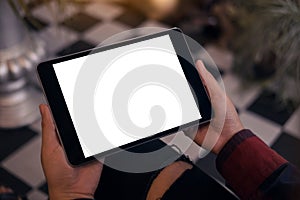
[2,136,45,187]
[223,73,261,110]
[284,107,300,140]
[84,2,123,21]
[27,189,48,200]
[239,111,281,146]
[32,1,78,24]
[38,25,78,54]
[84,22,131,45]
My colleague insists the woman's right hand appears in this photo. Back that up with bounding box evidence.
[188,60,244,154]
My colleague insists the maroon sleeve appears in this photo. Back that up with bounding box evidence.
[216,129,288,199]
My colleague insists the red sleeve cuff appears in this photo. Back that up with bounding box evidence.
[216,129,288,199]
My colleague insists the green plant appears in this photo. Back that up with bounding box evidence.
[231,0,300,102]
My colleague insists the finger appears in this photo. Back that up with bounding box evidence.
[39,104,61,150]
[195,60,209,85]
[195,60,224,98]
[195,60,226,113]
[195,60,227,133]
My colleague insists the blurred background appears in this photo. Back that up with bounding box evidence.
[0,0,299,199]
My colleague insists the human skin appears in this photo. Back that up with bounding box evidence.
[147,60,244,199]
[40,60,243,200]
[40,104,103,200]
[192,60,244,154]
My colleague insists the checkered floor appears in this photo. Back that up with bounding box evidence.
[0,1,299,199]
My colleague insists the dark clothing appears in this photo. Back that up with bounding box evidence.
[95,130,300,199]
[216,129,300,199]
[96,139,236,199]
[161,129,300,200]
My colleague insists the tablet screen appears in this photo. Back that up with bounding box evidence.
[53,34,201,158]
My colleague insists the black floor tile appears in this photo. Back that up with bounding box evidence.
[115,8,146,27]
[272,133,300,168]
[0,127,37,162]
[56,40,95,56]
[0,167,31,195]
[158,15,179,28]
[38,182,48,195]
[23,16,48,32]
[61,12,100,33]
[247,90,297,125]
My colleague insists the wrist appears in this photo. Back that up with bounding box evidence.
[49,190,94,200]
[213,124,244,154]
[214,126,244,154]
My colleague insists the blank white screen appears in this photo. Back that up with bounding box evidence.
[53,35,201,157]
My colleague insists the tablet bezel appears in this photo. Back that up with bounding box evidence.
[37,28,212,166]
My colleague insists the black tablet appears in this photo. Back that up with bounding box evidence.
[37,28,212,166]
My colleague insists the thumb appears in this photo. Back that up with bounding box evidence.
[195,60,224,98]
[195,60,226,116]
[39,104,61,151]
